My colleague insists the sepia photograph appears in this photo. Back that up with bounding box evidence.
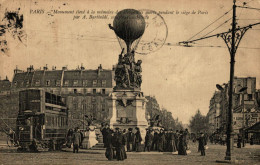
[0,0,259,164]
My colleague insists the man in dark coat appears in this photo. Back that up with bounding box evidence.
[198,132,206,156]
[127,128,135,152]
[152,129,159,151]
[134,127,142,152]
[144,129,153,152]
[101,124,110,148]
[114,128,127,161]
[72,127,81,153]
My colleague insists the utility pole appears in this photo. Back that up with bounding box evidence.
[225,0,237,160]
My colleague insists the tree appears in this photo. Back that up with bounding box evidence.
[189,109,209,133]
[145,96,183,130]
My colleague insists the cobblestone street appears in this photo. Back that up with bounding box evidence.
[0,142,259,165]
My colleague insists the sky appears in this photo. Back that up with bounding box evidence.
[0,0,260,124]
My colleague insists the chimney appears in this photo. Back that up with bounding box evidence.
[97,64,103,76]
[62,66,68,71]
[80,63,85,70]
[52,66,56,70]
[43,64,48,71]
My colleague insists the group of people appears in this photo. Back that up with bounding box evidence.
[101,125,208,161]
[67,125,208,159]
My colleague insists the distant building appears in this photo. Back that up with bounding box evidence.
[0,76,11,96]
[207,91,221,133]
[0,76,16,130]
[207,77,260,135]
[1,64,115,129]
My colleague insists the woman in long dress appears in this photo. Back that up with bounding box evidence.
[105,130,115,160]
[134,127,142,152]
[178,131,187,155]
[157,129,165,152]
[114,128,127,161]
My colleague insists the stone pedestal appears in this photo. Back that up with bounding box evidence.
[107,89,149,140]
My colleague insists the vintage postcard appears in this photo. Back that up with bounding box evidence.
[0,0,259,164]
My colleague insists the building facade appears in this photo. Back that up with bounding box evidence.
[1,64,115,129]
[208,77,260,135]
[207,91,221,133]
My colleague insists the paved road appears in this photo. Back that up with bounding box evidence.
[0,142,259,165]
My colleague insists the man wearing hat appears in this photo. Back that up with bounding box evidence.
[126,128,134,152]
[101,123,110,148]
[198,132,206,156]
[72,127,81,153]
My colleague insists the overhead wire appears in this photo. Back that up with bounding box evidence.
[200,18,232,39]
[187,8,232,41]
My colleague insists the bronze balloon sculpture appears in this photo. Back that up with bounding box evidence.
[109,9,145,89]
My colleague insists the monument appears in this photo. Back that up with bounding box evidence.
[107,9,149,138]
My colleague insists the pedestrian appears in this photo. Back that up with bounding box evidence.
[134,127,142,152]
[144,129,153,152]
[127,128,134,152]
[122,129,128,152]
[152,129,159,151]
[175,130,180,151]
[105,129,115,160]
[168,130,177,152]
[237,134,242,148]
[178,130,187,155]
[114,128,127,161]
[158,129,165,152]
[198,132,206,156]
[184,129,190,150]
[101,123,110,148]
[72,127,81,153]
[66,129,73,148]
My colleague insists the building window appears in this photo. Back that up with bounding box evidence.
[83,80,88,87]
[248,94,253,100]
[73,80,78,86]
[35,80,40,86]
[56,80,61,86]
[93,80,97,87]
[102,80,106,87]
[46,80,50,86]
[64,80,69,86]
[102,89,106,94]
[26,80,29,87]
[13,81,17,87]
[93,89,96,94]
[83,88,87,94]
[74,89,77,94]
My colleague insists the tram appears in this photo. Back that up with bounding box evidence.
[16,89,68,151]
